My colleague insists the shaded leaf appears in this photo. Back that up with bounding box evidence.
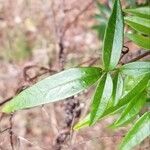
[102,74,149,118]
[126,0,136,7]
[124,6,150,19]
[113,92,147,127]
[120,61,150,77]
[127,33,150,50]
[74,74,150,129]
[92,23,107,39]
[96,1,111,18]
[125,16,150,35]
[90,73,113,125]
[2,67,102,113]
[102,0,124,70]
[119,112,150,150]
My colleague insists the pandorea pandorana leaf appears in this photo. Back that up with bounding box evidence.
[90,73,113,125]
[125,16,150,35]
[102,74,150,118]
[120,62,150,77]
[119,112,150,150]
[112,72,123,106]
[102,0,124,70]
[74,74,149,129]
[124,6,150,19]
[2,67,102,113]
[113,92,147,127]
[127,33,150,50]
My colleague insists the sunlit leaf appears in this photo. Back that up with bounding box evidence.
[112,72,123,106]
[102,0,124,70]
[90,73,113,125]
[125,16,150,35]
[119,112,150,150]
[127,33,150,50]
[124,6,150,19]
[2,67,102,113]
[120,62,150,77]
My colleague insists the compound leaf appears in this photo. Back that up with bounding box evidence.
[102,74,150,118]
[74,74,149,129]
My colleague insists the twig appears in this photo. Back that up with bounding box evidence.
[76,57,99,67]
[0,85,30,107]
[0,127,11,134]
[9,114,14,150]
[62,0,94,37]
[0,97,13,106]
[23,65,57,82]
[126,51,150,64]
[58,39,65,70]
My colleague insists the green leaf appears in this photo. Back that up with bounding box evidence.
[125,16,150,35]
[74,74,149,129]
[120,61,150,77]
[90,73,113,125]
[113,92,147,127]
[102,0,124,70]
[127,33,150,50]
[112,72,123,106]
[101,74,149,118]
[124,7,150,19]
[119,112,150,150]
[2,67,102,113]
[73,114,90,130]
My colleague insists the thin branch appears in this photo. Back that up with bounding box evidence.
[119,46,130,63]
[76,57,99,67]
[23,65,57,82]
[0,97,13,106]
[0,127,11,134]
[126,51,150,64]
[62,0,94,37]
[9,114,14,150]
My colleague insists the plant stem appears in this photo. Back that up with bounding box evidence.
[126,51,150,64]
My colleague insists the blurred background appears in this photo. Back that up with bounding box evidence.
[0,0,149,150]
